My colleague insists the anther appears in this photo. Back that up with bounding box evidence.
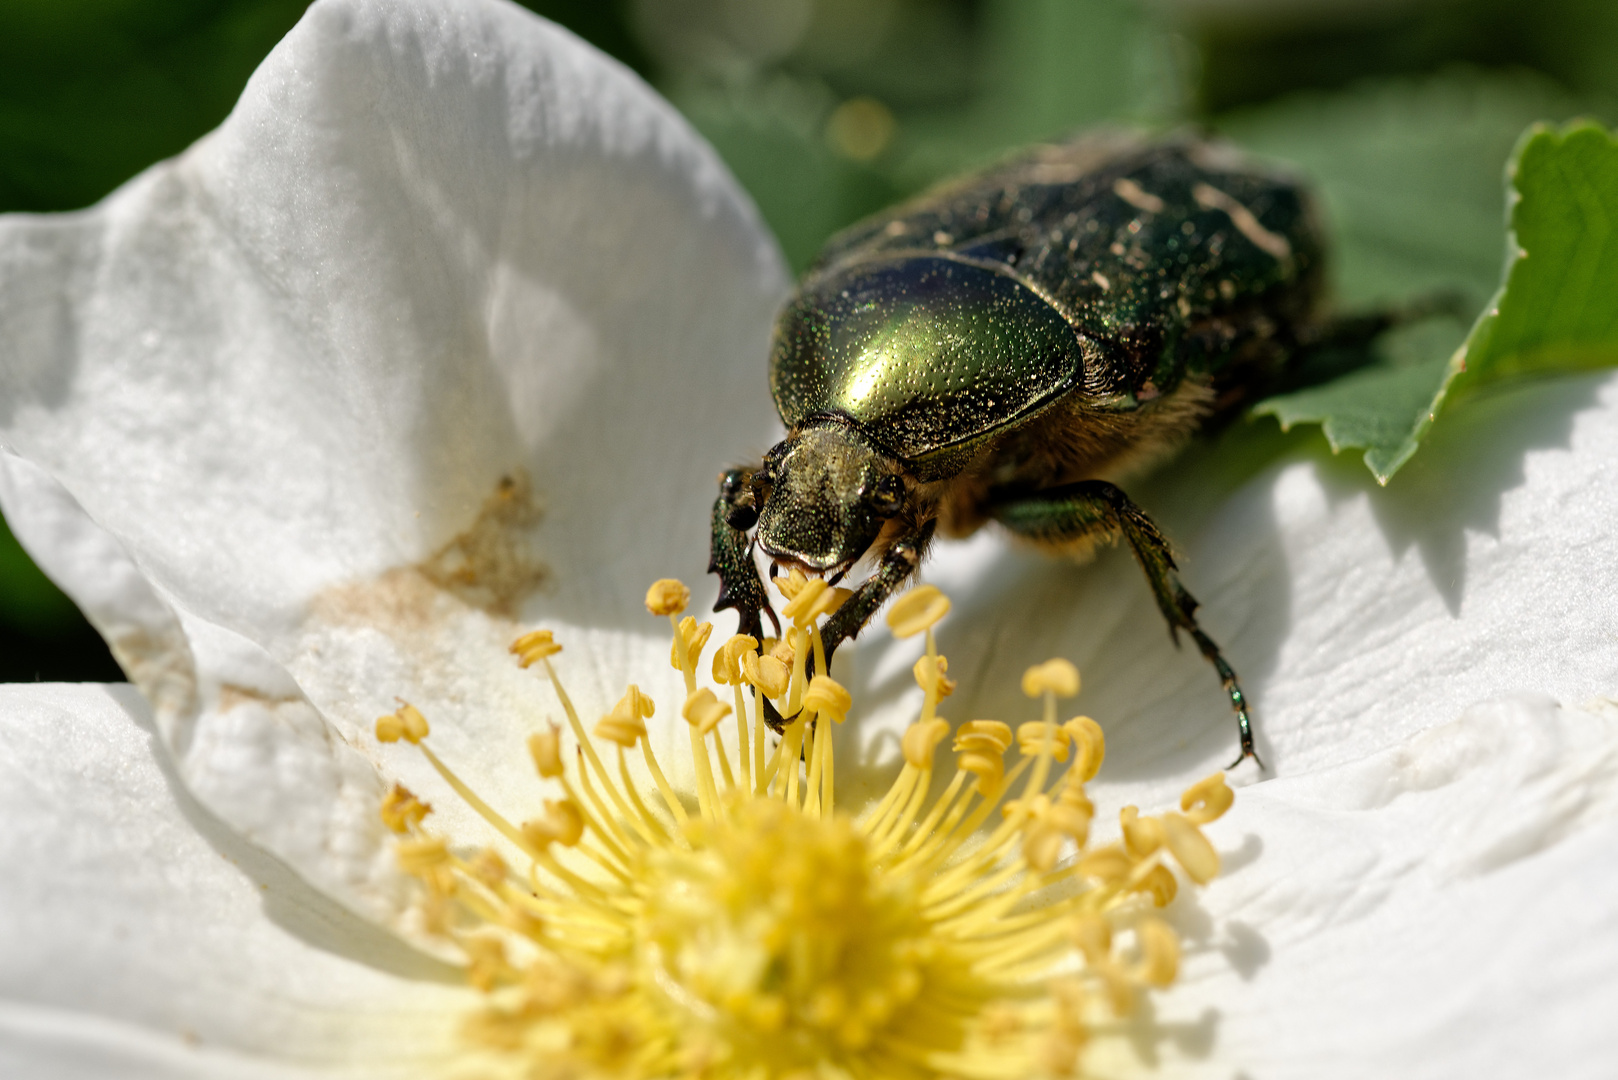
[774,567,810,600]
[1132,918,1181,988]
[886,584,951,638]
[596,686,654,747]
[781,578,830,625]
[1162,811,1220,883]
[712,634,759,685]
[467,848,509,890]
[741,651,790,698]
[1180,772,1234,825]
[953,719,1013,755]
[958,748,1006,794]
[376,702,430,744]
[645,578,690,616]
[669,616,714,669]
[1129,863,1178,907]
[510,629,562,667]
[802,675,852,723]
[1017,721,1071,762]
[380,783,431,833]
[1021,659,1080,698]
[395,835,451,873]
[682,688,732,735]
[901,719,950,767]
[528,725,565,778]
[523,798,585,849]
[1065,716,1105,781]
[1069,913,1112,965]
[912,654,956,697]
[1119,806,1164,858]
[1076,845,1132,885]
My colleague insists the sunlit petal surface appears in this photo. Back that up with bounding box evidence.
[0,684,467,1078]
[0,0,788,931]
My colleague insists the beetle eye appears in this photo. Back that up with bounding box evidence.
[870,474,905,514]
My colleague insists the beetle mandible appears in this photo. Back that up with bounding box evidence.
[709,132,1407,768]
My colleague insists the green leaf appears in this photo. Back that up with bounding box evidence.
[1247,88,1618,482]
[1464,121,1618,384]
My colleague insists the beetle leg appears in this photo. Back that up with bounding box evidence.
[710,469,793,732]
[818,520,937,670]
[709,467,776,644]
[990,480,1262,770]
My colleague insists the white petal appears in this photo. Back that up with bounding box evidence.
[0,0,787,927]
[0,683,468,1078]
[842,370,1618,812]
[1122,692,1618,1077]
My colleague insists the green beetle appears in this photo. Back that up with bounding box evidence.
[711,132,1406,767]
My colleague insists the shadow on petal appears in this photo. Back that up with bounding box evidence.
[123,685,462,985]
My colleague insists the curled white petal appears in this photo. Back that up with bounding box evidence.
[1131,692,1618,1077]
[0,0,787,932]
[0,684,465,1077]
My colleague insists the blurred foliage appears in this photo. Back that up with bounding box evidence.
[4,0,1618,680]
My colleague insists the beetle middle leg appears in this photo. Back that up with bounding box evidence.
[990,480,1262,769]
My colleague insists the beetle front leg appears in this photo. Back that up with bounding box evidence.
[709,467,777,643]
[991,481,1262,770]
[818,520,937,670]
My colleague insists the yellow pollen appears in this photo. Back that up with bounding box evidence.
[374,578,1244,1080]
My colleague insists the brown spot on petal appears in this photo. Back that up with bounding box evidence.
[416,471,547,616]
[312,471,547,635]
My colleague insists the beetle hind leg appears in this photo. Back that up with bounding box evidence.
[990,480,1262,770]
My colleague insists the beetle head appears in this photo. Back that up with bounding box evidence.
[754,422,907,575]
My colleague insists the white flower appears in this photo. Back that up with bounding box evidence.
[2,0,1617,1075]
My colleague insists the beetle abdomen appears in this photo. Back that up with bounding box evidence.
[795,133,1326,420]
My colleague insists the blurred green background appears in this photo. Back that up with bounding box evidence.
[3,0,1616,681]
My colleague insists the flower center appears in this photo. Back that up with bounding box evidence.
[374,573,1237,1079]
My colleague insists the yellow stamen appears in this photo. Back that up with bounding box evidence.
[373,581,1242,1080]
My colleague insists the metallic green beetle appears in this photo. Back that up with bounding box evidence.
[711,132,1401,767]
